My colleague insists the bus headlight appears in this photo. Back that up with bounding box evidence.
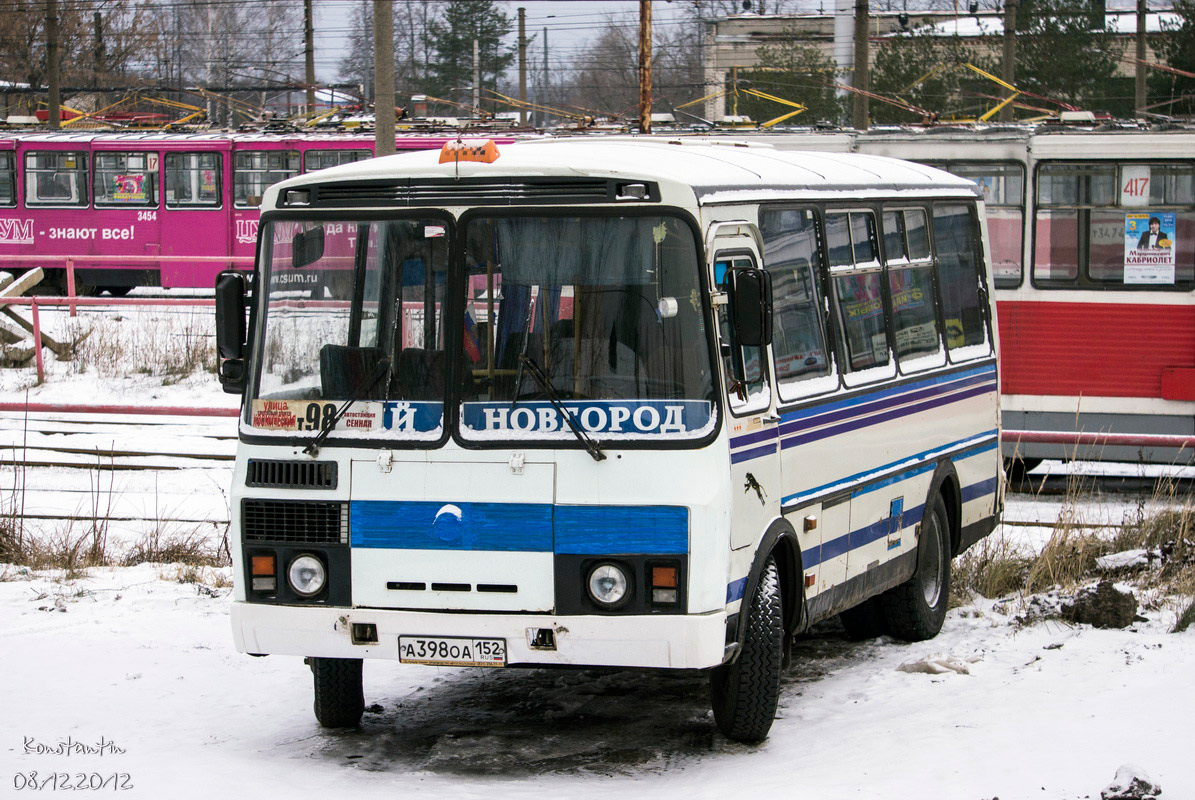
[586,562,630,609]
[287,554,327,598]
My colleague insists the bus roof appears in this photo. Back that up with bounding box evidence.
[267,137,981,208]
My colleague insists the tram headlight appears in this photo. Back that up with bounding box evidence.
[586,562,630,609]
[287,554,327,598]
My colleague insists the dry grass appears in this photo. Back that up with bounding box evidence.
[122,526,229,568]
[953,534,1032,603]
[66,311,217,380]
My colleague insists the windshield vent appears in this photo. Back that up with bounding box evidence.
[246,459,338,490]
[308,178,658,207]
[242,500,348,544]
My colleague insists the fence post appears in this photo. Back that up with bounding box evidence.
[30,298,45,384]
[66,258,77,317]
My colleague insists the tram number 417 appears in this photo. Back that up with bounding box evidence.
[1123,176,1150,197]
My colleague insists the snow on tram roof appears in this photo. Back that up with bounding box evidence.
[280,137,981,205]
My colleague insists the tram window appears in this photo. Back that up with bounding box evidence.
[1034,162,1195,288]
[933,204,988,352]
[24,151,87,207]
[0,152,14,206]
[761,207,833,398]
[828,211,889,373]
[935,163,1024,288]
[165,152,221,208]
[234,150,298,207]
[304,149,371,172]
[93,152,158,207]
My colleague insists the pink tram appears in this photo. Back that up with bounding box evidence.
[0,131,499,294]
[764,125,1195,465]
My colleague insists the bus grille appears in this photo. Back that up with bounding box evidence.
[246,459,337,489]
[242,500,348,544]
[308,178,651,207]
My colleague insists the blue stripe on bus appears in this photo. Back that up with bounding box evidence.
[779,364,996,426]
[727,473,1000,598]
[351,501,553,551]
[780,431,998,509]
[729,427,779,449]
[730,442,778,464]
[780,382,997,450]
[779,369,997,435]
[554,505,688,555]
[350,501,688,554]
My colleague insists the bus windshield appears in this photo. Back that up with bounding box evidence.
[459,214,716,441]
[247,217,449,441]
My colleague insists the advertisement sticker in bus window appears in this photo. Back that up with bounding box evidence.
[1121,166,1150,208]
[1124,212,1177,285]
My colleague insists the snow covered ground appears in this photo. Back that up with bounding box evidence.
[1,561,1189,800]
[1,305,1192,798]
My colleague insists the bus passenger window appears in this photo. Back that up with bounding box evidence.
[93,152,158,207]
[828,211,889,375]
[24,151,88,207]
[234,150,299,207]
[761,207,834,399]
[933,204,988,353]
[165,152,221,207]
[0,152,14,207]
[885,209,942,367]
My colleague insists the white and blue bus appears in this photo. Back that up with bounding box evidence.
[215,137,1002,742]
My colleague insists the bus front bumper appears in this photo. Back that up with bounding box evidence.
[231,601,728,670]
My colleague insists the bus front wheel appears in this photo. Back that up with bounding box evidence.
[709,555,783,743]
[881,494,951,641]
[309,657,365,728]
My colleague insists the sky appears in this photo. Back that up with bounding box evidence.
[312,1,687,84]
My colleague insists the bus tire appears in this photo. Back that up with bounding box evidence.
[310,657,364,728]
[881,494,951,642]
[709,556,783,743]
[838,595,889,640]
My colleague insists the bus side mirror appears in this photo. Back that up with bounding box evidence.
[728,267,773,348]
[292,226,325,269]
[215,270,249,394]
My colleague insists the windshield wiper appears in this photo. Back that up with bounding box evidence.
[518,355,606,462]
[303,358,391,457]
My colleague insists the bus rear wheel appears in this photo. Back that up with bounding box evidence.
[710,556,783,743]
[309,657,365,728]
[881,494,951,642]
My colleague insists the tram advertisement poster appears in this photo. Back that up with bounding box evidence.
[1124,212,1176,285]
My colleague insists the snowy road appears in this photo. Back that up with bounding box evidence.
[1,564,1190,800]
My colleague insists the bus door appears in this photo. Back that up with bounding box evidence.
[712,226,781,551]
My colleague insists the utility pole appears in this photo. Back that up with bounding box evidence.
[1135,0,1146,114]
[472,38,481,115]
[518,7,527,127]
[373,0,395,155]
[542,27,549,125]
[305,0,316,114]
[1001,0,1018,122]
[639,0,652,134]
[47,0,60,128]
[93,11,105,88]
[852,0,868,130]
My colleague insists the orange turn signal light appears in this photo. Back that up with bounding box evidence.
[439,138,500,164]
[251,555,275,576]
[651,566,678,588]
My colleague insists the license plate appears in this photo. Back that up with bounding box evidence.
[398,636,506,667]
